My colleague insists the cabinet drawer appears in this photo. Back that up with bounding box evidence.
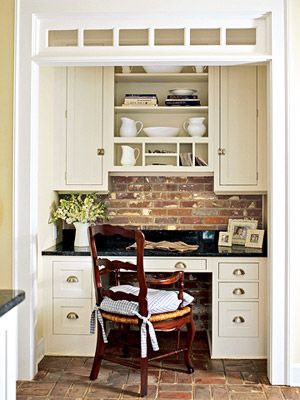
[53,262,92,298]
[53,298,92,335]
[218,262,259,280]
[144,258,207,272]
[219,282,259,299]
[218,301,258,337]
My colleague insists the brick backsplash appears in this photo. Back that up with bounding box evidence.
[106,176,263,230]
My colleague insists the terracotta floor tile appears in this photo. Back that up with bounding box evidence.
[230,394,266,400]
[194,370,226,384]
[211,385,230,400]
[17,381,55,397]
[49,382,71,397]
[228,384,264,393]
[263,386,284,399]
[85,382,122,399]
[242,372,261,384]
[122,384,157,399]
[160,370,176,383]
[194,384,211,399]
[225,371,243,384]
[281,387,300,399]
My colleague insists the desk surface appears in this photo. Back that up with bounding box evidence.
[42,229,267,258]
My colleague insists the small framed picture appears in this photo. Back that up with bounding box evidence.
[228,219,258,245]
[245,229,265,248]
[218,231,233,247]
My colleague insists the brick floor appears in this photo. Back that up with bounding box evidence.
[17,335,300,399]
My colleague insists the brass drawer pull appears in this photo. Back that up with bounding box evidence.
[66,275,79,283]
[232,316,245,324]
[66,312,79,320]
[233,268,245,276]
[174,262,187,270]
[232,288,245,295]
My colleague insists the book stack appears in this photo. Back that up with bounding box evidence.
[122,93,158,107]
[165,95,201,107]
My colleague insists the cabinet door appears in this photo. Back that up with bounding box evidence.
[219,66,258,186]
[66,67,104,185]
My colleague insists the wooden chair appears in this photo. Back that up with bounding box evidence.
[88,224,195,397]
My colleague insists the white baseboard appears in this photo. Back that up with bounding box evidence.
[36,337,45,366]
[291,363,300,386]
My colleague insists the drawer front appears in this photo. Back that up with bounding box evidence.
[219,282,259,299]
[219,301,258,337]
[218,262,259,280]
[144,258,207,272]
[53,298,92,335]
[53,261,92,298]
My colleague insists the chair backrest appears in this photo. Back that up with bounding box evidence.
[88,224,148,316]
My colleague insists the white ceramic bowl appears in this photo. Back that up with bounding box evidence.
[169,88,197,95]
[143,127,180,137]
[143,66,183,73]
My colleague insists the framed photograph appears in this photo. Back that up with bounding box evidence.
[245,229,265,248]
[228,219,258,245]
[218,231,233,247]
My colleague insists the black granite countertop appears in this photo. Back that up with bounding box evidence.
[42,230,267,258]
[0,290,25,318]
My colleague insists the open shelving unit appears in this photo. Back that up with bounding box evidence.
[112,67,214,173]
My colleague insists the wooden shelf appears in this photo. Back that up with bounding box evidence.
[115,72,208,83]
[114,106,208,113]
[113,136,209,143]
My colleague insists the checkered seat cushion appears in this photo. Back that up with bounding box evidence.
[100,284,194,316]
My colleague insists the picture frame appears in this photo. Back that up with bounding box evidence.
[228,219,258,245]
[218,231,233,247]
[245,229,265,248]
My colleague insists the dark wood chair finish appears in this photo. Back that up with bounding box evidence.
[88,224,195,397]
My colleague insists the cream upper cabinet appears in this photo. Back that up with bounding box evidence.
[214,66,267,194]
[53,67,114,191]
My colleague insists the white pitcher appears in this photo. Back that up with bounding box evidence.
[120,145,140,166]
[183,117,206,137]
[120,117,143,137]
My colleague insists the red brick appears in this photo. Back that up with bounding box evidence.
[179,217,203,224]
[167,208,193,216]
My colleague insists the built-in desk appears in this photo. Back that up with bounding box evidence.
[42,230,267,359]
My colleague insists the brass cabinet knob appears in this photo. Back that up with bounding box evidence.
[232,316,245,324]
[66,312,79,320]
[97,148,105,156]
[232,288,245,295]
[174,262,187,270]
[233,268,245,276]
[218,148,226,155]
[66,275,79,283]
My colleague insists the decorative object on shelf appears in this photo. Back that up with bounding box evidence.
[218,231,233,247]
[120,145,140,166]
[143,127,180,137]
[122,93,158,107]
[245,229,265,248]
[183,117,206,137]
[228,219,258,245]
[195,156,208,166]
[143,65,183,73]
[179,152,193,166]
[166,90,201,107]
[121,66,132,73]
[119,117,143,137]
[193,66,207,73]
[169,88,197,95]
[49,193,107,247]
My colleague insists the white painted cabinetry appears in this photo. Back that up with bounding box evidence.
[53,67,114,192]
[214,66,267,193]
[43,255,266,358]
[43,257,96,355]
[211,259,267,358]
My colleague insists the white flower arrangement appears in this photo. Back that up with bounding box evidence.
[49,193,107,224]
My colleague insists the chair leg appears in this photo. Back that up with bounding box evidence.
[90,324,106,380]
[140,357,148,397]
[184,316,196,374]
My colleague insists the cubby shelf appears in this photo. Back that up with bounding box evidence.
[114,72,208,83]
[115,106,208,113]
